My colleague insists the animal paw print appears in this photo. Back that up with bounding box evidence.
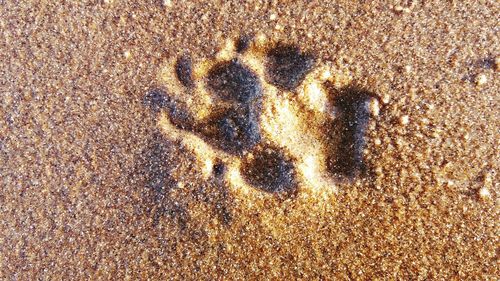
[144,34,380,197]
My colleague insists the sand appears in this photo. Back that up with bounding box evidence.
[1,0,498,279]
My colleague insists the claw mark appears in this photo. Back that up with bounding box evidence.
[212,161,227,178]
[235,34,253,53]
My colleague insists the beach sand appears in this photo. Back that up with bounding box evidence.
[1,1,498,279]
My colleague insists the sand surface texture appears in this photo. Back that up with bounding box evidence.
[1,1,499,279]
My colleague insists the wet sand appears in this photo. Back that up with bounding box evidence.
[1,1,498,279]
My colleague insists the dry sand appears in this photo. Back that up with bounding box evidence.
[1,0,499,279]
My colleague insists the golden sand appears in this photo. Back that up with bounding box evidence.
[1,1,498,279]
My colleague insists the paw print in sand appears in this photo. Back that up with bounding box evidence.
[144,34,380,198]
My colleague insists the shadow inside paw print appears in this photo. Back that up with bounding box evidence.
[144,34,379,197]
[206,59,263,103]
[265,44,316,91]
[241,144,297,193]
[324,85,378,178]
